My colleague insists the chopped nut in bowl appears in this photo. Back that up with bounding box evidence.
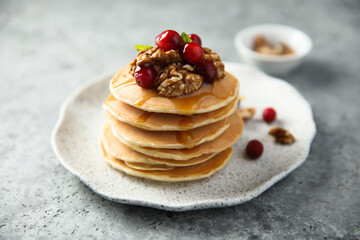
[253,34,294,56]
[234,24,312,76]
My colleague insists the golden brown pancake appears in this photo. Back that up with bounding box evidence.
[118,110,244,160]
[105,111,230,149]
[100,125,216,167]
[110,66,239,115]
[104,94,239,131]
[124,162,174,171]
[100,140,233,182]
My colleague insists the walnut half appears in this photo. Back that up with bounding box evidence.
[269,127,296,144]
[136,47,183,66]
[156,64,203,97]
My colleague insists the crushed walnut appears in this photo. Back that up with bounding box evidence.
[253,35,294,55]
[238,107,256,121]
[129,46,225,97]
[203,47,225,79]
[156,63,202,97]
[269,127,296,144]
[129,47,183,76]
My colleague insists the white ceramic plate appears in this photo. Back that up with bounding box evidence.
[52,62,316,211]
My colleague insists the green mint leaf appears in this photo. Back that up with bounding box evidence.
[181,32,192,43]
[134,45,153,51]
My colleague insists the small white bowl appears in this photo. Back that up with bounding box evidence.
[234,24,312,76]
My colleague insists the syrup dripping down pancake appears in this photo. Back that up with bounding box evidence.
[103,94,239,131]
[105,111,230,149]
[117,110,244,160]
[124,161,174,171]
[100,124,216,167]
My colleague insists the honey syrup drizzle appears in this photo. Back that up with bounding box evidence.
[178,116,195,127]
[169,80,233,112]
[136,111,153,123]
[104,94,117,103]
[117,77,137,89]
[134,94,155,107]
[176,131,196,147]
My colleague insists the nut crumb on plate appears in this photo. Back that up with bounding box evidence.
[238,108,256,121]
[269,127,296,144]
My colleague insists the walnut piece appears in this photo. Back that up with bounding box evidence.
[253,35,294,55]
[156,64,202,97]
[129,57,137,76]
[203,47,225,80]
[134,47,182,67]
[269,127,296,144]
[238,108,256,121]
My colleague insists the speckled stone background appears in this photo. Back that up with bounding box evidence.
[0,0,359,239]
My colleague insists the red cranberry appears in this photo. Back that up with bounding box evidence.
[134,65,157,88]
[263,107,277,123]
[246,140,264,159]
[155,30,181,51]
[189,34,202,45]
[179,42,185,53]
[197,61,217,83]
[182,42,204,64]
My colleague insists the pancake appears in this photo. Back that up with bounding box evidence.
[125,162,174,171]
[110,66,239,115]
[101,125,216,167]
[106,111,230,149]
[100,140,233,182]
[118,110,244,160]
[103,94,239,131]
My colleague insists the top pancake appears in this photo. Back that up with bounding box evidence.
[110,66,239,115]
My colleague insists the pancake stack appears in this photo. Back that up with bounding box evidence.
[99,66,244,182]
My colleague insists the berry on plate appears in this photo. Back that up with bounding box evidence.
[246,140,264,159]
[263,107,277,123]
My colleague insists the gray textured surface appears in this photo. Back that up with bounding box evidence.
[0,0,359,239]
